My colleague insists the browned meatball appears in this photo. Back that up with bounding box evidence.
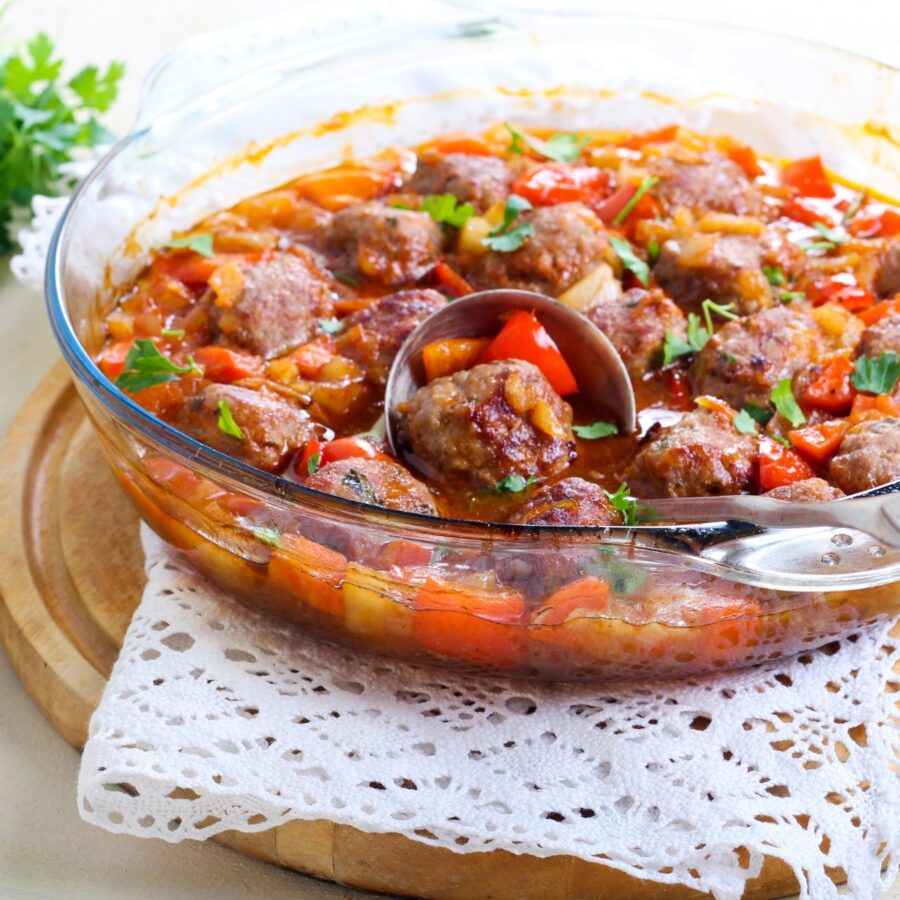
[465,203,606,297]
[408,154,512,211]
[627,407,758,498]
[587,287,687,379]
[508,477,621,526]
[175,384,319,473]
[398,359,575,486]
[329,201,442,286]
[764,478,845,502]
[857,314,900,360]
[828,417,900,495]
[211,251,335,358]
[875,238,900,298]
[692,304,829,409]
[336,289,445,386]
[648,155,764,217]
[305,458,437,514]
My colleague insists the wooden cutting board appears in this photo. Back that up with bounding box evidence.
[3,361,890,900]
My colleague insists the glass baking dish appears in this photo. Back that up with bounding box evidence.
[46,1,900,680]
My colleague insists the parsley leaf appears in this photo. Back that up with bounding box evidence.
[504,122,589,162]
[647,238,660,266]
[306,452,322,476]
[251,526,281,548]
[483,194,534,252]
[335,273,360,286]
[762,265,784,286]
[114,339,202,393]
[68,61,126,112]
[422,193,475,228]
[797,223,849,255]
[217,399,245,440]
[851,352,900,395]
[780,290,806,304]
[841,192,865,225]
[743,403,773,426]
[731,408,759,434]
[812,222,848,244]
[160,328,185,337]
[613,175,658,227]
[662,313,709,365]
[318,318,344,335]
[770,377,806,428]
[573,421,618,440]
[164,233,214,258]
[487,474,536,494]
[609,236,649,287]
[700,298,739,334]
[605,482,638,527]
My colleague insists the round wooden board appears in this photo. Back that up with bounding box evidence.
[1,361,868,900]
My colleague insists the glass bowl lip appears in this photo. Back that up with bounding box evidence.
[45,11,900,544]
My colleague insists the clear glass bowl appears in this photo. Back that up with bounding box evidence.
[46,1,900,680]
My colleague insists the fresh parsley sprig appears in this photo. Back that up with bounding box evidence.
[164,233,214,258]
[609,236,649,288]
[731,408,759,435]
[605,482,638,526]
[661,299,737,365]
[482,194,534,252]
[851,352,900,395]
[422,193,474,228]
[504,123,590,163]
[612,175,658,227]
[572,420,618,439]
[115,339,202,393]
[486,474,536,494]
[770,377,806,428]
[217,399,244,439]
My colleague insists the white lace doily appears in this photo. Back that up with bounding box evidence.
[76,527,900,900]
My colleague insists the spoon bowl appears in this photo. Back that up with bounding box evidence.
[384,289,637,457]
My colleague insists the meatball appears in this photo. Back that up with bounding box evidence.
[648,155,764,217]
[175,384,318,473]
[764,478,845,502]
[408,153,512,211]
[508,477,621,526]
[305,458,437,514]
[336,289,445,386]
[692,304,829,409]
[627,407,758,498]
[398,359,575,486]
[329,201,442,286]
[828,417,900,495]
[211,250,335,358]
[465,203,606,297]
[587,287,687,379]
[875,238,900,298]
[857,314,900,360]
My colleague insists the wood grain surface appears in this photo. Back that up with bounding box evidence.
[1,362,893,899]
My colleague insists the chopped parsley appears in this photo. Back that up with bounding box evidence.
[851,352,900,395]
[482,194,534,252]
[160,328,185,337]
[609,236,649,287]
[605,482,638,527]
[306,452,322,476]
[700,298,739,333]
[780,290,806,304]
[647,238,660,266]
[731,408,759,435]
[164,233,214,258]
[217,399,244,440]
[612,175,658,227]
[251,527,281,547]
[389,201,411,210]
[797,222,849,254]
[662,313,709,365]
[770,377,806,428]
[762,265,784,287]
[743,403,774,426]
[841,192,865,225]
[318,317,344,335]
[770,434,793,449]
[335,273,360,286]
[422,192,475,228]
[487,474,536,494]
[114,339,202,393]
[572,420,618,440]
[504,122,590,163]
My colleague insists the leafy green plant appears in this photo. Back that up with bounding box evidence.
[0,31,124,252]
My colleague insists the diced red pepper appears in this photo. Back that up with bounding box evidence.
[781,155,835,199]
[413,577,525,668]
[848,209,900,239]
[726,144,764,178]
[758,436,815,491]
[511,163,612,208]
[801,356,855,413]
[291,336,337,378]
[594,183,637,225]
[193,346,263,382]
[858,298,900,326]
[298,436,392,477]
[850,392,900,422]
[151,248,271,287]
[627,124,679,149]
[806,274,875,313]
[98,339,134,379]
[782,194,835,227]
[434,259,473,298]
[788,419,850,466]
[481,309,578,396]
[532,577,610,627]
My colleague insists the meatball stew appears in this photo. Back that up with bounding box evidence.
[96,123,900,677]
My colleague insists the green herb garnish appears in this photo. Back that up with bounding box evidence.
[605,482,638,527]
[731,408,759,435]
[609,236,649,287]
[613,175,658,227]
[770,434,793,449]
[389,201,411,210]
[841,192,865,225]
[572,421,618,440]
[770,377,806,428]
[422,193,475,228]
[318,317,344,335]
[164,233,214,258]
[217,399,244,440]
[483,194,534,252]
[251,526,281,547]
[762,265,784,287]
[647,238,660,266]
[504,122,590,163]
[797,222,849,254]
[335,273,360,286]
[743,403,773,426]
[851,352,900,395]
[306,452,321,476]
[700,298,739,333]
[0,32,124,253]
[487,474,536,494]
[160,328,185,337]
[662,313,710,365]
[114,339,202,393]
[780,290,806,304]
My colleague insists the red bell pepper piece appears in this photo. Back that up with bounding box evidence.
[98,339,134,379]
[298,436,393,477]
[193,346,263,382]
[788,419,850,466]
[667,368,693,408]
[782,194,835,227]
[848,208,900,239]
[781,155,835,199]
[422,337,491,383]
[511,163,611,207]
[758,436,815,491]
[434,259,473,298]
[850,392,900,421]
[626,124,679,149]
[801,356,855,413]
[806,274,875,314]
[726,144,764,178]
[291,336,337,378]
[480,309,578,396]
[594,183,637,225]
[858,298,900,326]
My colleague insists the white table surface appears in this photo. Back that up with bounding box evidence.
[0,1,897,897]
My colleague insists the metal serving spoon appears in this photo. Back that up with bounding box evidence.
[384,288,637,456]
